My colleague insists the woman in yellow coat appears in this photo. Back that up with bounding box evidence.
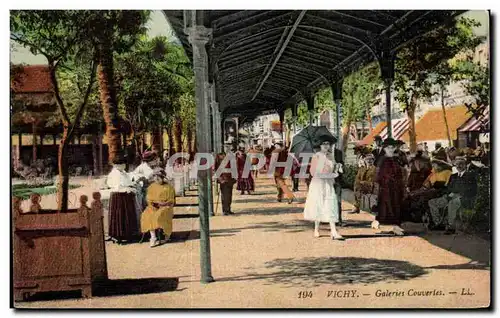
[141,168,175,247]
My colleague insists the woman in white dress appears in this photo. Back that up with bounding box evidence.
[303,135,344,240]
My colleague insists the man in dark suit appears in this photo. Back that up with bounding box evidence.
[428,156,478,234]
[372,135,385,167]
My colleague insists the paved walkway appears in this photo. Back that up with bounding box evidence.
[15,177,490,308]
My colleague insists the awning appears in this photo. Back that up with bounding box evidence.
[379,118,410,140]
[459,106,490,132]
[359,121,387,145]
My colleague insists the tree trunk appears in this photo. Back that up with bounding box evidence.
[53,134,57,145]
[351,123,358,142]
[92,133,99,175]
[173,116,182,153]
[97,130,103,175]
[142,133,147,152]
[57,128,70,212]
[186,126,193,154]
[78,135,81,145]
[97,39,122,163]
[192,133,197,154]
[367,111,373,133]
[341,122,351,154]
[131,127,140,160]
[167,127,174,156]
[407,96,418,153]
[32,122,37,163]
[151,127,162,154]
[441,88,453,147]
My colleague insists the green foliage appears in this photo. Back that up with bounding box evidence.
[453,58,489,119]
[342,63,382,126]
[115,36,194,134]
[85,10,151,53]
[341,164,359,190]
[12,184,81,200]
[395,16,485,112]
[10,10,91,64]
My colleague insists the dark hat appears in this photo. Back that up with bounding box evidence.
[396,140,405,145]
[431,150,448,162]
[142,151,158,162]
[382,138,399,147]
[152,168,166,179]
[111,153,126,165]
[374,135,382,141]
[453,156,467,163]
[431,158,452,169]
[318,134,337,144]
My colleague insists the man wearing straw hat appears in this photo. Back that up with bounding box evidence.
[428,156,478,234]
[352,153,377,214]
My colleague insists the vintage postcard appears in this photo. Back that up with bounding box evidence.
[10,9,491,309]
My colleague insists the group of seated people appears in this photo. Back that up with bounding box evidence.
[105,151,178,247]
[353,136,486,234]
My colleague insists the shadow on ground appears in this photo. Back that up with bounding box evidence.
[22,278,180,301]
[211,221,311,235]
[233,206,304,216]
[218,256,427,287]
[420,234,490,268]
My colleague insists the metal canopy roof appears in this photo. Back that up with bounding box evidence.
[164,10,464,121]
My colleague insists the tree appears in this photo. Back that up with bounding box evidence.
[11,10,97,211]
[340,63,381,153]
[394,16,484,152]
[115,36,193,158]
[452,58,489,124]
[87,11,150,164]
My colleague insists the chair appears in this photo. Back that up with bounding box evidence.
[361,193,377,213]
[74,167,83,177]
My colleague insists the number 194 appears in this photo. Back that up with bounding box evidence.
[298,291,313,298]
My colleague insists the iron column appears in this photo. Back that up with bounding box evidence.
[186,23,214,283]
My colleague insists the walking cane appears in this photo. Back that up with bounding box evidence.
[215,182,220,215]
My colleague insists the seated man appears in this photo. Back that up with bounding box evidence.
[353,154,377,213]
[428,156,478,234]
[403,157,453,223]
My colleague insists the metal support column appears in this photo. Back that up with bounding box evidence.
[331,79,344,225]
[186,21,214,284]
[278,109,285,141]
[384,79,393,139]
[306,94,315,126]
[211,84,222,153]
[207,82,215,216]
[210,84,220,198]
[378,50,395,139]
[292,104,298,134]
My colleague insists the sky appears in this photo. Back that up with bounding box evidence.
[10,10,489,65]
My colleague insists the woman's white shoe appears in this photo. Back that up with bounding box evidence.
[314,231,320,238]
[392,226,405,236]
[371,220,380,230]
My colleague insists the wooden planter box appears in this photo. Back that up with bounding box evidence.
[12,193,108,301]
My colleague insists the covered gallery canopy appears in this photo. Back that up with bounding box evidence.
[165,10,464,123]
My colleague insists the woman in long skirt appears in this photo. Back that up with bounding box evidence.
[303,135,344,240]
[236,147,255,194]
[141,168,176,247]
[372,138,406,235]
